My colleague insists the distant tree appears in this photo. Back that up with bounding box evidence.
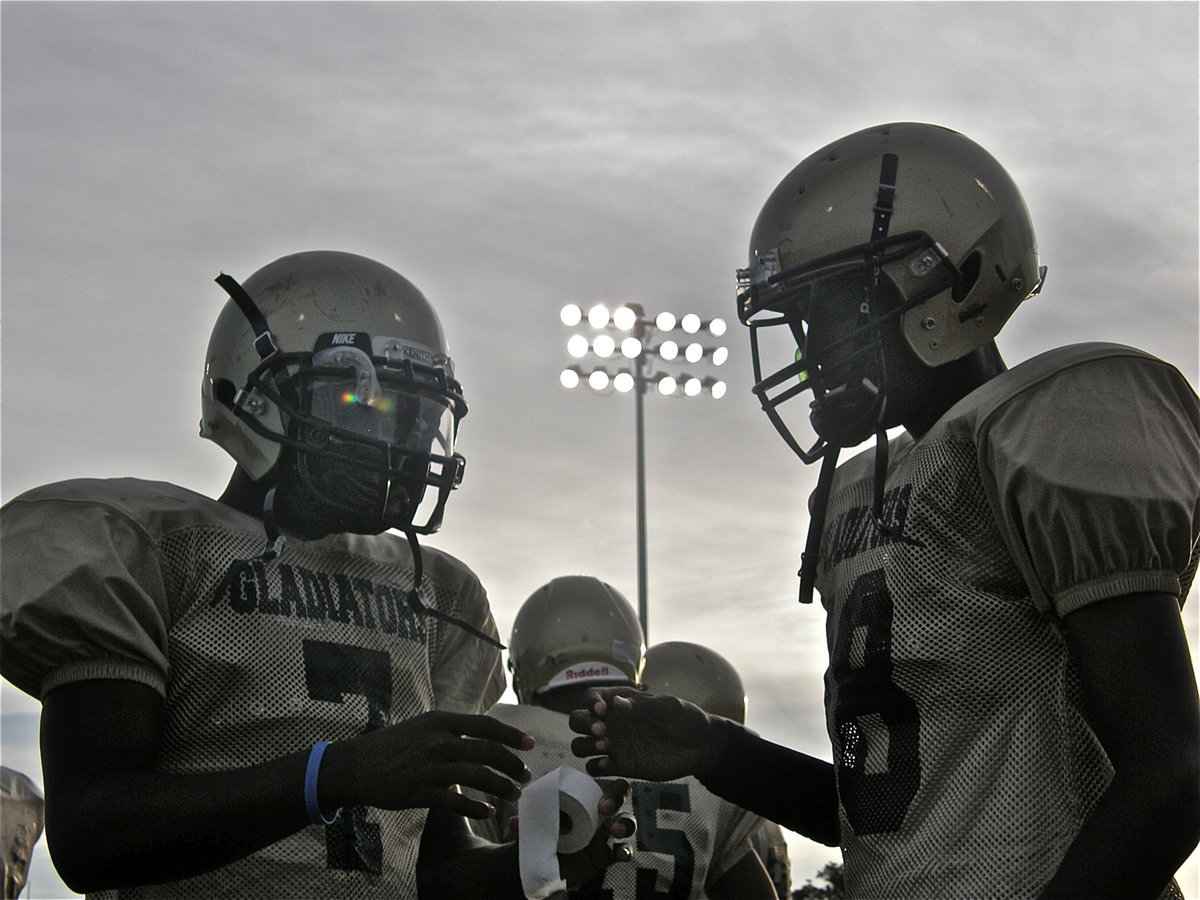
[791,861,845,899]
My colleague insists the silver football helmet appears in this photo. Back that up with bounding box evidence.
[200,250,466,535]
[508,575,645,704]
[642,641,747,724]
[736,123,1044,463]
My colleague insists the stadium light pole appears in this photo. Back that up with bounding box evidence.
[559,301,728,641]
[631,307,649,634]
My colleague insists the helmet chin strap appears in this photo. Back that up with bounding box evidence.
[212,485,285,607]
[400,526,505,649]
[798,444,841,604]
[797,420,926,606]
[870,427,925,546]
[210,495,503,650]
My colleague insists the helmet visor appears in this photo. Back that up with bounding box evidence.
[308,344,456,458]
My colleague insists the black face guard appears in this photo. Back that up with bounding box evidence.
[739,230,963,464]
[214,272,466,536]
[234,346,466,535]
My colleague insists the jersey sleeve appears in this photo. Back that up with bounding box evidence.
[423,550,506,714]
[0,489,173,699]
[977,353,1200,617]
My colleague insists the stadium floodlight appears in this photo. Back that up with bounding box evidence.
[557,300,728,640]
[567,334,590,358]
[612,305,638,331]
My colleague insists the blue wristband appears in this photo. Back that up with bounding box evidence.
[304,741,338,826]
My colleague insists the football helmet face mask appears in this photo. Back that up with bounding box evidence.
[508,575,645,705]
[642,641,747,724]
[200,251,466,535]
[736,123,1045,463]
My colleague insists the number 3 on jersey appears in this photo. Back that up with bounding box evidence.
[830,568,920,835]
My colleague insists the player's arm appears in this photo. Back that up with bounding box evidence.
[696,720,839,847]
[706,843,780,900]
[570,689,839,845]
[1038,590,1200,900]
[415,808,523,898]
[39,678,533,892]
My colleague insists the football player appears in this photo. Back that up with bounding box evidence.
[571,124,1200,899]
[641,641,791,900]
[0,251,630,897]
[470,575,777,898]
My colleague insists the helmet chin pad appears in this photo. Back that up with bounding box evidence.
[808,374,883,448]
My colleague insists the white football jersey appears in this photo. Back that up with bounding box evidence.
[470,703,765,899]
[814,344,1198,899]
[0,477,506,899]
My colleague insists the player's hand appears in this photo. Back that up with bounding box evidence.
[568,687,730,782]
[507,778,636,888]
[325,710,534,818]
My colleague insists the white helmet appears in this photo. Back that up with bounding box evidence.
[508,576,645,704]
[200,250,465,534]
[737,123,1044,463]
[642,641,747,724]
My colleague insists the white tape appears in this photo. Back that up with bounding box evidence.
[517,766,603,899]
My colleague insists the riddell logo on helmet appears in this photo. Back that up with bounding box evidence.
[565,664,611,680]
[543,661,627,692]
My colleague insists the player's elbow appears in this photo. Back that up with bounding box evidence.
[45,819,115,893]
[44,798,146,893]
[1135,749,1200,863]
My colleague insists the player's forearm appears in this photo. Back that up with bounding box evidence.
[46,750,314,892]
[698,718,840,846]
[416,807,524,899]
[1037,766,1199,900]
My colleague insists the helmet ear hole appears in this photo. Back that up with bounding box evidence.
[952,251,982,303]
[212,378,237,409]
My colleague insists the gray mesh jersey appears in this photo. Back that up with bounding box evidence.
[0,477,506,899]
[812,343,1199,899]
[468,703,765,899]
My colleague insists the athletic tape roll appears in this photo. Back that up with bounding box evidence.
[518,766,604,898]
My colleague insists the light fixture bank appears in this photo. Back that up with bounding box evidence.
[558,302,728,399]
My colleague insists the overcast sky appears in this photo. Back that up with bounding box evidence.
[2,3,1197,897]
